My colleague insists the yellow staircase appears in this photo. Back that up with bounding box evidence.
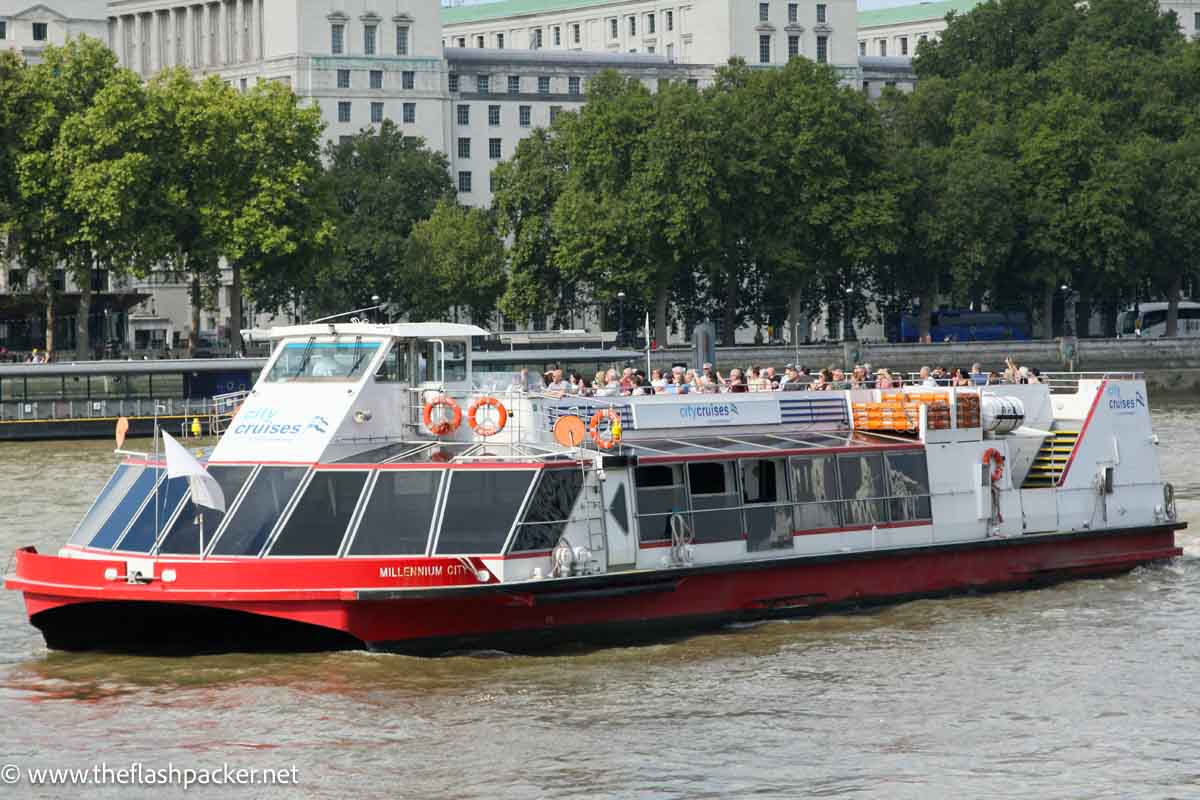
[1022,430,1080,489]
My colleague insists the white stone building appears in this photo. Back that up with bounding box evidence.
[0,0,107,61]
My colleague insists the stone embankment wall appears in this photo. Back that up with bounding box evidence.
[645,337,1200,393]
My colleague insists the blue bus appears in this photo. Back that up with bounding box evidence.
[893,309,1031,343]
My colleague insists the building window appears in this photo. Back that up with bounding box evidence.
[919,34,928,43]
[476,34,485,48]
[478,75,489,93]
[364,24,377,55]
[458,137,471,159]
[859,40,866,56]
[402,70,414,89]
[458,171,472,193]
[0,21,7,40]
[457,36,465,47]
[370,69,383,89]
[609,18,618,39]
[508,75,520,93]
[550,105,562,123]
[816,35,827,63]
[816,3,826,23]
[331,23,344,54]
[240,77,248,91]
[532,28,543,48]
[862,80,870,95]
[497,32,505,48]
[371,101,384,123]
[519,105,531,127]
[538,75,550,94]
[666,10,673,31]
[759,34,770,63]
[403,102,415,123]
[759,3,769,22]
[488,104,500,125]
[457,104,469,125]
[449,72,459,92]
[879,39,887,57]
[1194,11,1200,30]
[572,23,581,44]
[33,22,48,41]
[788,35,799,59]
[489,138,502,159]
[553,26,561,45]
[788,3,797,24]
[568,76,581,95]
[337,101,351,123]
[336,69,350,89]
[900,36,908,55]
[648,13,656,33]
[687,78,698,88]
[396,25,409,55]
[667,42,674,60]
[629,15,636,36]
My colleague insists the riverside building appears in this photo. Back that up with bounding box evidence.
[0,0,107,61]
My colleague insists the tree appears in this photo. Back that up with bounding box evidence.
[0,51,32,258]
[406,199,507,323]
[311,121,454,319]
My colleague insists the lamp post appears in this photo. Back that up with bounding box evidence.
[616,291,626,348]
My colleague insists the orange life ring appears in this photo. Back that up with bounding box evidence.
[467,396,508,437]
[589,408,621,450]
[423,395,462,436]
[982,447,1005,482]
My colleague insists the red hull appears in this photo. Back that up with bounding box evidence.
[8,525,1183,654]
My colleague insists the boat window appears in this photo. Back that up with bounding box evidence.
[265,337,382,383]
[375,342,411,383]
[742,459,793,551]
[349,471,442,556]
[687,462,742,544]
[435,470,535,554]
[68,464,146,547]
[635,464,686,544]
[511,468,585,552]
[89,374,129,398]
[26,375,63,399]
[210,467,308,556]
[85,466,162,549]
[790,455,842,531]
[885,452,932,521]
[63,375,88,399]
[268,471,369,556]
[115,474,190,552]
[157,466,255,555]
[838,453,888,526]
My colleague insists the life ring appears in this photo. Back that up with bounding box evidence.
[982,447,1005,482]
[589,408,622,450]
[467,396,508,437]
[423,395,462,436]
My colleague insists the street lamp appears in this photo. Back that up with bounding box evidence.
[616,291,626,348]
[371,295,381,324]
[1060,284,1077,338]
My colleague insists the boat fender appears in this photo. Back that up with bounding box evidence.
[423,395,462,436]
[982,447,1005,482]
[467,396,508,437]
[552,538,575,577]
[589,409,622,450]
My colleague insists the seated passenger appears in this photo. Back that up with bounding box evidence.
[596,369,622,397]
[310,353,339,377]
[728,368,749,393]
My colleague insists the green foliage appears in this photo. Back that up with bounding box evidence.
[407,199,507,323]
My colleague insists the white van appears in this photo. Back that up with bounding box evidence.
[1117,301,1200,337]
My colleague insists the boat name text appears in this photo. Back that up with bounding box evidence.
[379,564,472,578]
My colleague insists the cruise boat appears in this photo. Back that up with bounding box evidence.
[4,323,1185,654]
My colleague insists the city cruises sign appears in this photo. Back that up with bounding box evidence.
[631,397,782,429]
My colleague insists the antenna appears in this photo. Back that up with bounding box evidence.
[308,301,387,325]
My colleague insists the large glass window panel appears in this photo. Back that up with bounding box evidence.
[885,452,932,521]
[86,466,161,549]
[838,453,887,526]
[435,470,534,554]
[265,337,382,383]
[157,466,254,555]
[742,459,792,551]
[375,343,411,382]
[211,467,307,556]
[635,464,686,543]
[790,456,842,531]
[69,464,145,546]
[115,475,189,552]
[522,469,584,523]
[689,462,741,544]
[511,523,566,552]
[350,471,441,556]
[268,472,367,556]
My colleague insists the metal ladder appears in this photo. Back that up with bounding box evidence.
[577,456,607,563]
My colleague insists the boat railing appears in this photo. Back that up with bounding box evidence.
[209,390,249,435]
[0,396,226,423]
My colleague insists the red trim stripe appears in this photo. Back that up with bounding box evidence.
[1056,379,1106,487]
[793,519,929,536]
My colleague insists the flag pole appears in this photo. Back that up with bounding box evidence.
[645,312,651,380]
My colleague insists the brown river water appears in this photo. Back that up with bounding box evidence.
[1,399,1198,799]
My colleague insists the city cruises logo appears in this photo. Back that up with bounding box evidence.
[1106,384,1145,414]
[678,402,740,421]
[231,407,332,437]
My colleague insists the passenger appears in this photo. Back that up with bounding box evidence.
[591,370,606,394]
[1027,367,1042,385]
[686,369,702,392]
[830,368,851,390]
[781,365,806,391]
[545,369,569,395]
[596,369,622,397]
[728,368,749,393]
[988,370,1002,385]
[811,369,831,391]
[651,369,668,391]
[619,367,635,393]
[765,366,780,389]
[850,366,867,389]
[970,362,988,386]
[931,365,949,386]
[919,366,938,388]
[950,368,970,387]
[671,371,690,394]
[876,368,893,389]
[749,366,771,392]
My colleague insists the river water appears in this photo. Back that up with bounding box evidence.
[1,400,1198,800]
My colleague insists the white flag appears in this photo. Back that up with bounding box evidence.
[162,430,226,513]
